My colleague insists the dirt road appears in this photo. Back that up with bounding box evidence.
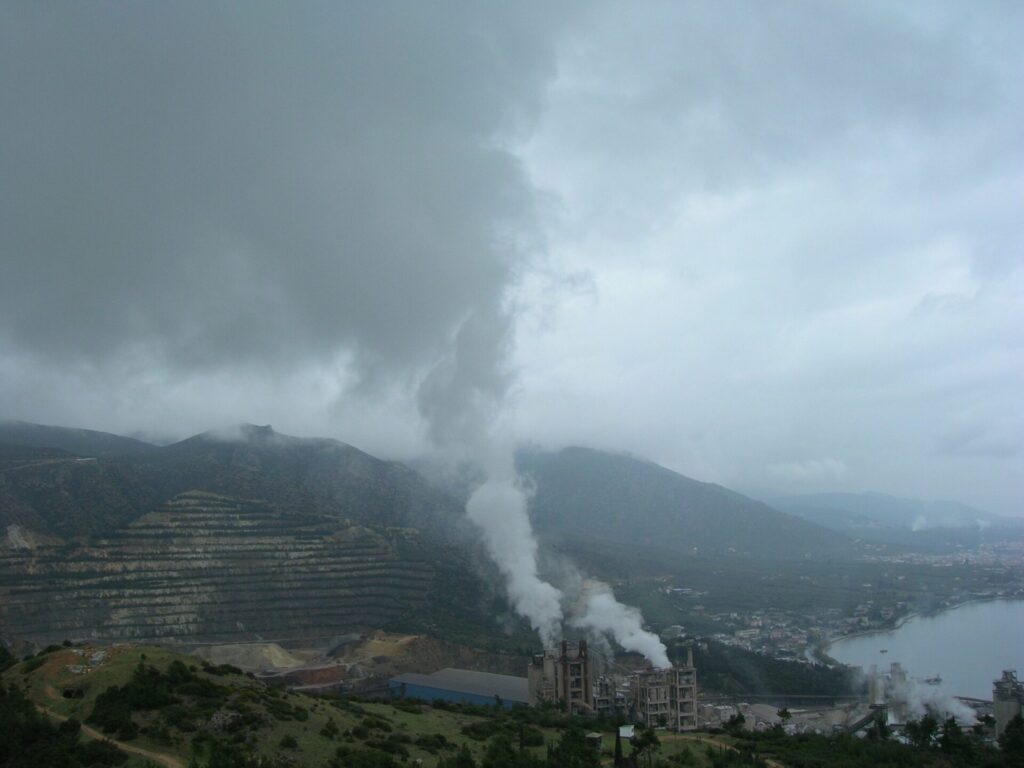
[38,704,185,768]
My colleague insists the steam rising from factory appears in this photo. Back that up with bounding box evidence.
[414,294,671,666]
[465,466,564,647]
[572,581,671,669]
[463,455,671,667]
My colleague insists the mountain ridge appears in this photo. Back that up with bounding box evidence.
[0,419,155,457]
[517,446,856,561]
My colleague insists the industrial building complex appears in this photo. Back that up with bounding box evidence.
[383,645,1023,742]
[527,640,593,712]
[994,669,1024,737]
[389,639,699,731]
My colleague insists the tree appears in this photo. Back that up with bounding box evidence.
[905,715,938,750]
[939,717,973,761]
[614,729,624,768]
[545,728,599,768]
[481,735,540,768]
[630,726,660,768]
[439,745,478,768]
[724,713,746,733]
[1001,714,1024,768]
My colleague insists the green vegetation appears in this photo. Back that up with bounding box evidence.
[0,680,127,767]
[687,641,857,697]
[725,717,1024,768]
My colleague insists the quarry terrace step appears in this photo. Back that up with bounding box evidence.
[0,492,441,645]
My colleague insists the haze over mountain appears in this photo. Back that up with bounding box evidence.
[770,491,1022,532]
[519,447,854,561]
[2,421,855,647]
[766,491,1024,553]
[0,420,155,458]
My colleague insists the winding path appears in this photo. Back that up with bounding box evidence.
[38,704,185,768]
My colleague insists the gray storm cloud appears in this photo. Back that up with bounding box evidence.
[0,2,565,398]
[1,1,1021,518]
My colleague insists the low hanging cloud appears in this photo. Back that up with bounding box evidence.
[768,458,850,484]
[0,2,572,448]
[1,2,1021,517]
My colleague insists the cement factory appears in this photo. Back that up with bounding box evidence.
[387,638,1024,742]
[390,639,699,731]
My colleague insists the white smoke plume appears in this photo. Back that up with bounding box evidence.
[889,675,976,724]
[571,581,671,668]
[465,463,564,647]
[416,304,658,656]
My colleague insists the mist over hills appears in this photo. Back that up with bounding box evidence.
[0,420,155,457]
[0,422,465,540]
[768,491,1024,551]
[772,491,1016,529]
[0,420,858,647]
[518,446,855,561]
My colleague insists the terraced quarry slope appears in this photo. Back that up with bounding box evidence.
[0,491,443,647]
[0,424,495,648]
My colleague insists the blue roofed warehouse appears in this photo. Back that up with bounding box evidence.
[388,668,530,709]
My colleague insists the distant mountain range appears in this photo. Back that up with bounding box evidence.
[0,419,154,457]
[767,491,1024,551]
[0,420,858,647]
[770,491,1021,532]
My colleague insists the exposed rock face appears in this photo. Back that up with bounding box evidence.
[0,491,435,646]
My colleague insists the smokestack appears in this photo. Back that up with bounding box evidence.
[686,647,693,668]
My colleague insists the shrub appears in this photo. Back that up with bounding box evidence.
[361,715,392,732]
[279,734,298,749]
[21,656,46,673]
[321,719,341,739]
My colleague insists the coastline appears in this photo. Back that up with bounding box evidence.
[813,595,1013,667]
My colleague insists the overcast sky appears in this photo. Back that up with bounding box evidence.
[1,2,1021,515]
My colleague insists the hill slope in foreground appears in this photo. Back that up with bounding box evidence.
[0,642,647,768]
[3,643,1008,768]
